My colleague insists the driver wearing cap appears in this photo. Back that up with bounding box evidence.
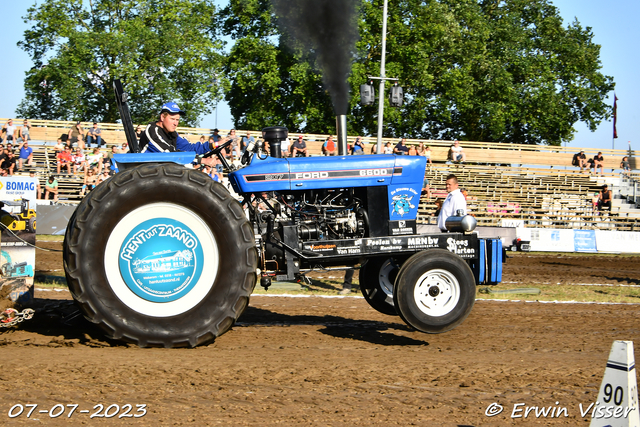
[140,102,215,154]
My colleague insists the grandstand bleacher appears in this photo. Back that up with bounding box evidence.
[2,118,638,230]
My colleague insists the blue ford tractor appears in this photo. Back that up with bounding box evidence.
[62,83,503,348]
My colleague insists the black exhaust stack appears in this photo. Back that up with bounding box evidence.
[262,126,289,158]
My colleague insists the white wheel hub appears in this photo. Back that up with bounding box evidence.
[413,269,460,317]
[104,202,219,317]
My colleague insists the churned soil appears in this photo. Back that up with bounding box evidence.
[1,242,638,426]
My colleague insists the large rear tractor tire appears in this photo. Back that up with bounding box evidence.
[359,257,405,316]
[63,163,258,347]
[393,249,475,334]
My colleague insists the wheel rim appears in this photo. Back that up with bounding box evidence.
[413,268,460,317]
[378,259,397,304]
[104,202,219,317]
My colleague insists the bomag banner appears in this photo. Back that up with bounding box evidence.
[0,177,37,303]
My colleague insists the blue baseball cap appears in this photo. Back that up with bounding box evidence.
[160,102,185,116]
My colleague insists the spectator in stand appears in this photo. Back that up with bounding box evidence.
[241,131,255,154]
[593,151,604,175]
[417,142,431,163]
[57,146,73,174]
[322,136,337,156]
[2,119,18,144]
[29,171,41,199]
[381,141,392,154]
[434,198,443,218]
[80,168,98,196]
[205,164,223,182]
[135,125,143,141]
[422,177,431,199]
[68,122,85,149]
[586,157,595,171]
[460,187,469,199]
[437,174,467,232]
[1,151,17,175]
[121,142,129,153]
[620,156,631,177]
[598,184,612,212]
[370,144,378,154]
[98,169,111,184]
[103,161,113,176]
[205,164,219,181]
[407,145,418,156]
[53,138,65,155]
[107,145,119,161]
[451,140,466,163]
[86,122,103,148]
[19,119,31,143]
[422,144,433,166]
[225,129,241,161]
[211,128,221,144]
[72,148,86,175]
[102,148,111,168]
[45,176,59,201]
[591,192,600,213]
[280,137,290,156]
[85,147,104,174]
[351,136,365,155]
[203,139,224,175]
[394,138,409,155]
[18,140,34,170]
[290,135,309,157]
[572,150,588,171]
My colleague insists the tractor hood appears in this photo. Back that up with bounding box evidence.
[228,154,427,194]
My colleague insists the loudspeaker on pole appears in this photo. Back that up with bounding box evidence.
[389,84,403,107]
[359,83,375,106]
[589,340,640,427]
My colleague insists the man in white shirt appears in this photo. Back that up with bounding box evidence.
[437,174,467,232]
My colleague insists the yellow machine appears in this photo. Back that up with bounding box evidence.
[0,199,36,233]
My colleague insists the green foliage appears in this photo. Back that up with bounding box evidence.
[17,0,224,126]
[223,0,614,145]
[221,0,337,133]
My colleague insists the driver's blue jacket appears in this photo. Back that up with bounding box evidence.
[140,122,211,154]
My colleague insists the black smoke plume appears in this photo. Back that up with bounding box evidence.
[271,0,360,115]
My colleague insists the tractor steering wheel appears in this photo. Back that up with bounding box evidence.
[204,138,233,158]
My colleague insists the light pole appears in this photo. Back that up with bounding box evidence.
[376,0,389,154]
[211,73,219,129]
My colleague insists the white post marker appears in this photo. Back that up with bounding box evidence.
[590,341,640,427]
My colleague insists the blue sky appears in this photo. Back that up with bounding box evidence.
[1,0,637,151]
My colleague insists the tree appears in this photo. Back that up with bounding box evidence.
[223,0,614,145]
[17,0,224,126]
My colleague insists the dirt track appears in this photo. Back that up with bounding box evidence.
[1,243,639,426]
